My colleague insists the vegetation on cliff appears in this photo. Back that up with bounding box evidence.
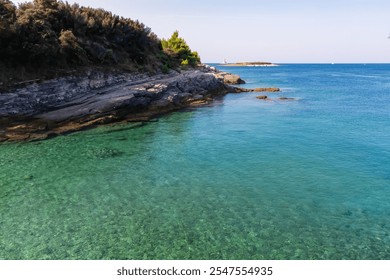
[161,31,200,69]
[0,0,201,88]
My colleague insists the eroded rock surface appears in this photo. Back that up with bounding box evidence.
[0,69,236,141]
[0,65,286,142]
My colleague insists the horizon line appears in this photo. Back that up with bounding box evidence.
[206,62,390,65]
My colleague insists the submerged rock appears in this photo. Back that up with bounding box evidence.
[278,97,297,100]
[253,87,280,92]
[229,87,281,93]
[256,96,297,102]
[86,147,124,159]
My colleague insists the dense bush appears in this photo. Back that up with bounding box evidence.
[0,0,200,87]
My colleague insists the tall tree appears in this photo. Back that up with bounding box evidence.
[162,31,200,66]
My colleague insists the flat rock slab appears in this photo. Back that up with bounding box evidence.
[0,69,231,142]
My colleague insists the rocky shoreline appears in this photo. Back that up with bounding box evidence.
[0,65,284,142]
[0,66,274,142]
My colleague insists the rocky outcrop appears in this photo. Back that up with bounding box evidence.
[256,96,297,101]
[229,87,281,93]
[0,69,235,142]
[214,72,245,85]
[0,64,287,142]
[0,71,149,118]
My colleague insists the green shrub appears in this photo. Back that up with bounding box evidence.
[161,31,201,67]
[161,64,170,74]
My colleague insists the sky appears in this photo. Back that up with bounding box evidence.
[11,0,390,63]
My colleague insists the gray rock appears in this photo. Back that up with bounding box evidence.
[0,69,232,141]
[214,72,246,85]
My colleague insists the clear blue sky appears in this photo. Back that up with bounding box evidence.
[12,0,390,63]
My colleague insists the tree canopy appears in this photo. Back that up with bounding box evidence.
[0,0,201,87]
[161,31,200,67]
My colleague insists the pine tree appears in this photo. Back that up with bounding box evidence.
[162,31,200,67]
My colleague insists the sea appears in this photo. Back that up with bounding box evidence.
[1,64,390,260]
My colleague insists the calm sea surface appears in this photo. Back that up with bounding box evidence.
[1,64,390,259]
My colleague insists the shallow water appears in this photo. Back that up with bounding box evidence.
[1,64,390,259]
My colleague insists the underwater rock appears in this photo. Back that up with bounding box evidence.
[278,97,296,100]
[253,87,280,92]
[24,175,34,180]
[86,148,124,159]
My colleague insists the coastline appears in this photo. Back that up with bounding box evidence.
[0,64,284,143]
[0,66,261,142]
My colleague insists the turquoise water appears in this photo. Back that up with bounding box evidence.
[1,64,390,259]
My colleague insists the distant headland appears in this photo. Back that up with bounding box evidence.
[222,62,279,67]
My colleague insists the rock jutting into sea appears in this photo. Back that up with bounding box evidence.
[214,73,246,84]
[229,87,281,94]
[0,65,264,142]
[256,95,297,101]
